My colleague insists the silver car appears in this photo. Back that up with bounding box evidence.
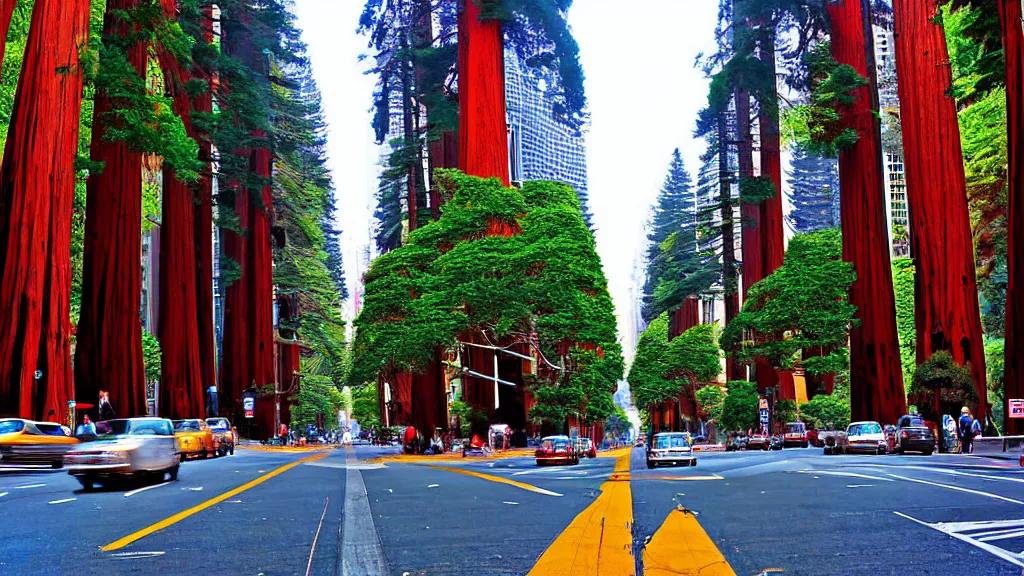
[646,432,696,468]
[64,418,180,490]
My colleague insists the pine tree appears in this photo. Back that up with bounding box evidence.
[786,144,841,233]
[642,149,697,321]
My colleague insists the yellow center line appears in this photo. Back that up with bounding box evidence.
[424,465,563,496]
[642,508,736,576]
[101,451,330,552]
[527,450,635,576]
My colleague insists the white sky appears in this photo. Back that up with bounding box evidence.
[294,0,721,348]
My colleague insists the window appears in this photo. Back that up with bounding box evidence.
[0,420,25,434]
[132,420,174,436]
[654,435,690,449]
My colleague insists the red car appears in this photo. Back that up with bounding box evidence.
[535,435,578,466]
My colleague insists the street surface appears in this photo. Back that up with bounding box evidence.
[2,445,1023,575]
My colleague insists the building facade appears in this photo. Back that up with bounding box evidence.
[874,23,911,257]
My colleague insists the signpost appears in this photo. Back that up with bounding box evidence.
[243,395,255,419]
[1010,399,1024,419]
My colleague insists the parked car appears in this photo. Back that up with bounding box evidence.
[64,418,180,489]
[646,432,696,468]
[0,418,79,468]
[205,417,236,456]
[536,435,578,466]
[843,421,889,455]
[894,414,936,455]
[576,437,597,458]
[783,422,809,448]
[173,419,217,459]
[747,433,770,450]
[817,425,842,450]
[769,435,784,450]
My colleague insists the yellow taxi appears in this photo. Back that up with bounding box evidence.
[0,418,80,468]
[172,419,217,459]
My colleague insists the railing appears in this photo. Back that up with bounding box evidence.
[972,435,1024,463]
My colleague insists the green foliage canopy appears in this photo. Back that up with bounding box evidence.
[719,381,759,433]
[627,313,721,410]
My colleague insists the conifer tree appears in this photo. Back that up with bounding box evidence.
[786,144,841,233]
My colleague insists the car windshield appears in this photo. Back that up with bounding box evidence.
[785,424,804,433]
[96,420,131,437]
[174,420,201,432]
[35,423,67,436]
[849,423,883,436]
[0,420,25,434]
[206,419,229,431]
[906,417,927,427]
[130,420,174,436]
[654,435,690,449]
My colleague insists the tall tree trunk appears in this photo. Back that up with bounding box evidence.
[0,0,89,420]
[250,142,276,438]
[0,0,18,66]
[157,45,204,420]
[893,0,987,419]
[1001,0,1023,434]
[737,91,762,300]
[458,0,509,185]
[827,0,907,424]
[717,113,741,381]
[192,6,217,406]
[74,0,149,420]
[758,30,785,274]
[219,183,251,416]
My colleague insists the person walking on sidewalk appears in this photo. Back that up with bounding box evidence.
[958,407,977,454]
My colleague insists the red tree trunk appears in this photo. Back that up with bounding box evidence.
[827,0,907,424]
[668,296,699,340]
[737,91,763,299]
[250,144,276,393]
[0,0,89,420]
[193,7,217,403]
[458,0,509,185]
[1001,0,1023,434]
[157,51,205,420]
[74,0,149,420]
[220,183,252,415]
[893,0,987,419]
[0,0,17,66]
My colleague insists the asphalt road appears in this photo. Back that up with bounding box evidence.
[2,444,1022,575]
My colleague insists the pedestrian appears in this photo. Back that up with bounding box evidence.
[98,390,116,421]
[958,407,976,454]
[75,415,96,437]
[280,422,288,446]
[970,416,982,452]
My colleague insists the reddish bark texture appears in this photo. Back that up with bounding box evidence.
[668,297,700,340]
[0,0,17,65]
[458,0,509,185]
[250,145,277,400]
[758,34,785,276]
[0,0,89,420]
[717,114,742,381]
[157,53,205,420]
[411,351,447,435]
[219,182,251,414]
[827,0,907,424]
[1001,0,1023,434]
[428,131,459,219]
[192,7,217,401]
[75,0,149,420]
[893,0,987,419]
[737,92,762,301]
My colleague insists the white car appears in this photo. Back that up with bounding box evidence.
[65,418,180,490]
[646,432,696,468]
[843,421,889,455]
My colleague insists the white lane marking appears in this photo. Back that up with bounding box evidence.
[124,482,171,498]
[13,483,46,489]
[305,497,330,576]
[108,551,166,559]
[886,473,1024,505]
[226,499,243,503]
[427,484,439,488]
[503,501,519,505]
[977,529,1024,542]
[894,512,1024,568]
[48,498,76,505]
[181,486,203,492]
[855,464,1024,484]
[305,461,386,470]
[0,492,8,498]
[793,470,894,482]
[847,484,874,488]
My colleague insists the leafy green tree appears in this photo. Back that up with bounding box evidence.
[786,144,840,233]
[643,149,696,320]
[720,381,759,433]
[695,384,725,427]
[350,384,381,429]
[290,374,345,429]
[910,351,978,421]
[142,331,161,383]
[628,313,721,410]
[722,228,856,375]
[799,393,850,430]
[892,258,917,388]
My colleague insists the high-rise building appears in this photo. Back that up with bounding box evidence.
[874,23,911,257]
[504,50,591,223]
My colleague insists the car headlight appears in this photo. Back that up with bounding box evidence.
[98,451,129,462]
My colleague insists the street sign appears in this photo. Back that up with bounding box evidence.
[759,398,769,411]
[759,409,769,424]
[243,396,255,419]
[1009,399,1024,419]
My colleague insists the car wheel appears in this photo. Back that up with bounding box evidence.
[691,460,697,467]
[646,460,655,469]
[802,442,808,449]
[924,449,934,456]
[77,476,96,491]
[200,449,208,459]
[229,444,235,455]
[168,465,179,481]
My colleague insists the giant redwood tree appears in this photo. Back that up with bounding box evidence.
[0,0,90,419]
[74,0,150,420]
[458,0,509,184]
[892,0,988,418]
[1001,0,1023,434]
[826,0,907,424]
